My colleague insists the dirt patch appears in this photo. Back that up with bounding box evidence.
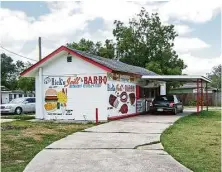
[21,127,57,141]
[56,124,89,130]
[4,134,20,141]
[1,143,12,151]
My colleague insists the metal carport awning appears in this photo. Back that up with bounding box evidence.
[141,75,211,113]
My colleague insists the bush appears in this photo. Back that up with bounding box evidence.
[188,100,196,106]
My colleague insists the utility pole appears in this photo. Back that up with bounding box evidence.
[38,37,42,61]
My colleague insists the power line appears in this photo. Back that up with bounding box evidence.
[0,46,38,62]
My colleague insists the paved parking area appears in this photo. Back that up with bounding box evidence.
[24,111,192,172]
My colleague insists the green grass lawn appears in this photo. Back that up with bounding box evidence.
[1,114,35,120]
[161,111,221,172]
[1,120,95,172]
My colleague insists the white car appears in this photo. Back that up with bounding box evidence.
[0,97,35,115]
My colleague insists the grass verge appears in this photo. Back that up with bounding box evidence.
[1,120,95,172]
[1,114,35,120]
[161,111,221,172]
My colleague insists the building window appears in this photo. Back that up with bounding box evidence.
[24,94,27,97]
[19,94,22,97]
[67,55,72,62]
[9,94,12,101]
[14,94,17,99]
[26,98,35,103]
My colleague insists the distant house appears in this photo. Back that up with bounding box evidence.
[0,86,35,104]
[169,83,219,106]
[169,83,217,94]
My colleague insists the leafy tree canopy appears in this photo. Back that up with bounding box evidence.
[207,64,221,90]
[113,8,187,75]
[67,38,115,59]
[67,8,186,79]
[1,53,34,92]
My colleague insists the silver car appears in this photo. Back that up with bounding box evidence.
[0,97,35,115]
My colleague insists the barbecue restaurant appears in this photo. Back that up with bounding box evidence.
[20,46,166,121]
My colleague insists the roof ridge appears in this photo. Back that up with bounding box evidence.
[66,46,157,76]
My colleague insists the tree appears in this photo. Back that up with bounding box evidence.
[17,77,35,93]
[17,61,35,93]
[67,8,187,90]
[113,8,187,75]
[113,8,187,91]
[1,53,17,90]
[207,64,221,90]
[1,53,35,92]
[67,38,115,59]
[97,39,115,59]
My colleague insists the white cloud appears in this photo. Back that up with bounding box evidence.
[174,37,211,53]
[0,0,220,65]
[159,0,221,23]
[181,53,221,75]
[174,25,193,35]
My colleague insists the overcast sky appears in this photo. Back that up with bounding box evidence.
[0,0,221,76]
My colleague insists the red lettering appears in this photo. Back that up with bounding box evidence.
[103,76,107,84]
[65,77,71,87]
[72,77,79,84]
[88,76,92,84]
[77,77,81,84]
[99,76,103,84]
[84,77,88,84]
[94,76,98,84]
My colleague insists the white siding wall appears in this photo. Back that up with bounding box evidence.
[43,54,105,75]
[37,54,107,121]
[1,92,10,104]
[1,92,35,104]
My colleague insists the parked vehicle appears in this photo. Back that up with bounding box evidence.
[0,97,35,115]
[150,95,183,114]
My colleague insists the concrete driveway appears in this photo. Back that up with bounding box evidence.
[24,111,192,172]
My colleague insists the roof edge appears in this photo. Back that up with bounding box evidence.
[142,75,212,83]
[20,46,113,76]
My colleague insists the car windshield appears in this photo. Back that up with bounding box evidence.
[154,96,174,101]
[10,98,25,104]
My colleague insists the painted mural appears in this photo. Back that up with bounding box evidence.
[44,87,70,115]
[107,73,136,117]
[43,75,107,119]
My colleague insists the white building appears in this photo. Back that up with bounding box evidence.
[1,86,35,104]
[21,46,166,121]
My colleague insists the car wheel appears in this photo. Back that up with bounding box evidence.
[15,107,22,115]
[173,107,177,115]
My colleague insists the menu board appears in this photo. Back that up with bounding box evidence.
[136,99,144,113]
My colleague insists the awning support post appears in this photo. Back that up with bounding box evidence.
[196,79,200,114]
[201,79,203,111]
[206,82,208,111]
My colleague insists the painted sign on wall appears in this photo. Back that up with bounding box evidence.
[44,75,107,88]
[107,80,136,117]
[107,72,135,83]
[43,75,107,119]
